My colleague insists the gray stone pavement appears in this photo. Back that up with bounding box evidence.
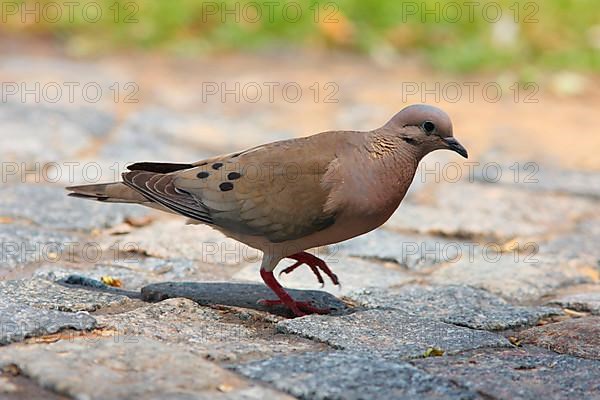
[1,52,599,399]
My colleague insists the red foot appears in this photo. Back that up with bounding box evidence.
[260,269,331,317]
[279,251,340,287]
[258,299,330,315]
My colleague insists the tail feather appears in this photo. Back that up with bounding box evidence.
[66,182,148,204]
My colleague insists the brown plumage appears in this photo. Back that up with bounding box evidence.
[67,104,467,316]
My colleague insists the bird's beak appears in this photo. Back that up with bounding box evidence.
[444,137,468,158]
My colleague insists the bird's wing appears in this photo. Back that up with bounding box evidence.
[122,132,348,243]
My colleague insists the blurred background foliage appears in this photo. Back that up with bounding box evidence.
[1,0,599,73]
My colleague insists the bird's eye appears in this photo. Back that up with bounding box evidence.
[422,121,436,135]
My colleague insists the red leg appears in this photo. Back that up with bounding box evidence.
[279,260,324,285]
[279,251,339,286]
[259,269,331,317]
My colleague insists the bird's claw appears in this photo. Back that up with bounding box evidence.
[280,251,339,287]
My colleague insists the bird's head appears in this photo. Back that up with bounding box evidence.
[383,104,468,159]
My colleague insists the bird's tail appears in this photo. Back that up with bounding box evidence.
[66,182,147,204]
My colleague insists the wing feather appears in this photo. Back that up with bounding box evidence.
[121,132,350,243]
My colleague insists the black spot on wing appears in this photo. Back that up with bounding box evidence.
[197,171,210,179]
[212,163,223,170]
[219,182,234,191]
[227,172,241,180]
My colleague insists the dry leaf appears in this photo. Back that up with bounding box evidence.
[563,308,588,318]
[217,384,234,393]
[423,347,445,357]
[125,215,154,228]
[101,276,122,287]
[508,336,522,347]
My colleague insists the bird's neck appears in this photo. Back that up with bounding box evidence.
[368,131,421,169]
[343,131,420,209]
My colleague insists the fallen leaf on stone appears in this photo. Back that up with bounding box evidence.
[105,222,134,235]
[217,384,234,392]
[423,347,444,357]
[91,328,120,338]
[340,297,360,308]
[500,239,520,252]
[25,330,91,345]
[537,319,550,326]
[508,336,522,347]
[125,215,155,227]
[1,364,20,376]
[26,332,66,344]
[101,276,122,287]
[563,308,588,317]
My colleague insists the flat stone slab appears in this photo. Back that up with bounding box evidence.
[116,219,255,266]
[414,348,600,400]
[0,337,292,400]
[234,256,414,296]
[0,224,80,271]
[99,107,286,163]
[0,304,95,345]
[96,298,324,362]
[0,372,71,400]
[349,285,560,330]
[386,182,595,240]
[99,108,214,162]
[0,102,113,165]
[538,218,600,269]
[0,278,131,312]
[334,229,458,270]
[0,184,148,232]
[547,290,600,315]
[429,254,592,302]
[34,257,200,291]
[0,55,131,113]
[141,281,347,318]
[233,351,479,400]
[474,159,600,198]
[277,309,510,359]
[517,317,600,360]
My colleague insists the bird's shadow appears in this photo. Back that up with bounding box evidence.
[58,276,348,318]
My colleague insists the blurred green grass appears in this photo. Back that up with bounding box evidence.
[2,0,599,72]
